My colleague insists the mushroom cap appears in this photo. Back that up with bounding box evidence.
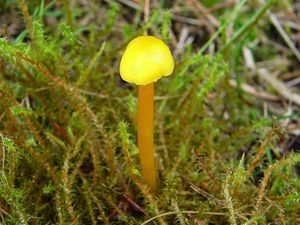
[119,36,174,85]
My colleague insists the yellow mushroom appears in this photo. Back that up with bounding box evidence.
[120,36,174,192]
[120,36,174,86]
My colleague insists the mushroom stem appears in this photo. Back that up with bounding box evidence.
[138,83,158,192]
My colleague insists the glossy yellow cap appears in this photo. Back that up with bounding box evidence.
[119,36,174,85]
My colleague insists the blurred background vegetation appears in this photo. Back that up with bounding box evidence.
[0,0,299,224]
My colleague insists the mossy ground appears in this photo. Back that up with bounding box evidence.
[0,0,299,224]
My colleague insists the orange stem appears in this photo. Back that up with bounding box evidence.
[138,83,159,192]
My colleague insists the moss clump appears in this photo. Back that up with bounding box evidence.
[0,1,299,224]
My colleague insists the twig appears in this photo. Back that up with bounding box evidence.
[268,13,300,62]
[229,79,280,101]
[141,210,198,225]
[144,0,150,24]
[255,58,290,69]
[174,26,190,57]
[110,0,210,28]
[172,14,207,27]
[0,206,9,216]
[286,76,300,88]
[187,0,220,27]
[243,47,256,71]
[113,0,139,10]
[257,68,300,105]
[278,19,300,31]
[122,193,149,217]
[181,176,223,204]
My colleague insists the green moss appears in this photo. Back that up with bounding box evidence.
[0,0,299,224]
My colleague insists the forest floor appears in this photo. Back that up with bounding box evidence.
[0,0,299,224]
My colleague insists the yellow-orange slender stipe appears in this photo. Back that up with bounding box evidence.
[138,83,158,192]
